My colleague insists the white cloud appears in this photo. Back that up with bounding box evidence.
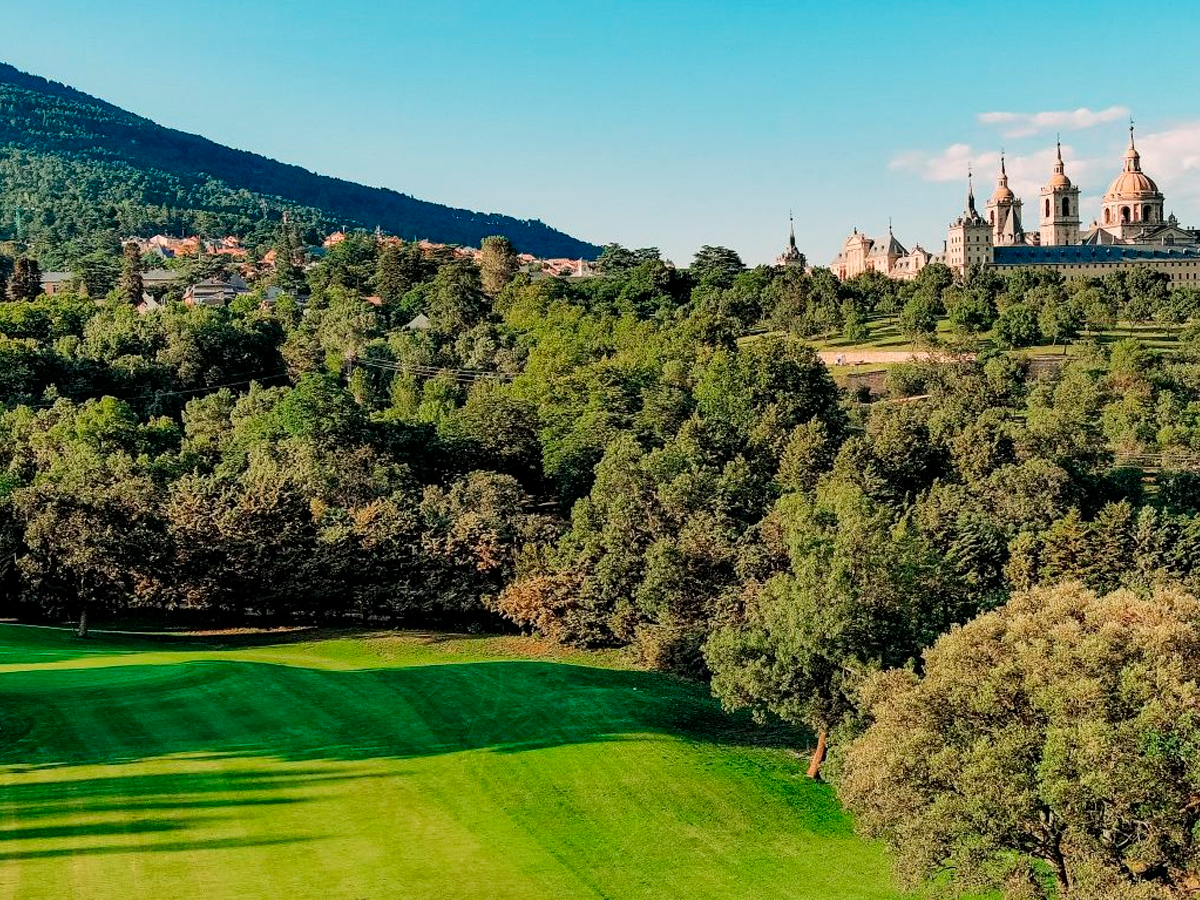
[1136,123,1200,218]
[885,119,1200,236]
[977,106,1129,139]
[889,142,1106,213]
[888,142,973,183]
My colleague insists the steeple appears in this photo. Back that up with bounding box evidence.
[777,210,804,268]
[966,166,977,215]
[1125,119,1142,173]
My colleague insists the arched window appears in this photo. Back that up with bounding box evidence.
[1062,197,1071,218]
[1104,208,1111,225]
[1143,204,1153,223]
[1121,206,1131,224]
[1045,199,1051,218]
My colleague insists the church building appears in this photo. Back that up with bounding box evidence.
[824,124,1200,286]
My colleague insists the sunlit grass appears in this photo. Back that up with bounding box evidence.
[0,625,901,900]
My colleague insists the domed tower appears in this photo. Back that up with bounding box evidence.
[1101,123,1164,241]
[1039,138,1081,246]
[986,154,1025,245]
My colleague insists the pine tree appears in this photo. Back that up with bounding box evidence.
[0,255,13,302]
[118,242,144,304]
[9,257,42,301]
[271,217,306,292]
[374,241,408,308]
[1038,508,1092,586]
[1091,501,1134,590]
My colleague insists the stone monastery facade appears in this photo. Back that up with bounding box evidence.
[821,125,1200,286]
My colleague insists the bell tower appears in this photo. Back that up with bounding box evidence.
[1039,137,1081,246]
[946,169,994,274]
[986,154,1025,246]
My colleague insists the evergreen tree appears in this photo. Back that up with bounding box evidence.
[74,251,120,298]
[272,218,306,293]
[690,245,745,288]
[374,241,411,308]
[118,241,143,305]
[0,255,13,303]
[9,256,42,301]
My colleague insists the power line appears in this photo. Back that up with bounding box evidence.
[350,357,514,384]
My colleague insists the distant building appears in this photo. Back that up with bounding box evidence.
[39,271,74,295]
[830,123,1200,285]
[405,313,432,331]
[830,225,933,281]
[142,269,177,292]
[183,274,249,308]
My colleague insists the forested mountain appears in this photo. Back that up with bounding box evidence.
[0,62,599,262]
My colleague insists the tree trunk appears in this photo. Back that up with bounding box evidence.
[806,729,828,780]
[76,605,88,639]
[1047,832,1071,896]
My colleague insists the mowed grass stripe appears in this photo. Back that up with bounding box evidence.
[0,626,902,899]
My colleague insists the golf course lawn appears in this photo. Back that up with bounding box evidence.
[0,624,901,900]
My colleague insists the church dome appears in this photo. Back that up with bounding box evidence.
[1104,125,1161,200]
[1105,169,1160,199]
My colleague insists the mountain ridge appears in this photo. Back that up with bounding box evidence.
[0,62,600,260]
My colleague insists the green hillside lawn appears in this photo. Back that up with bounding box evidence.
[0,625,900,900]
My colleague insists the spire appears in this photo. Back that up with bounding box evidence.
[788,210,796,249]
[966,165,978,215]
[1000,149,1007,179]
[1124,118,1142,172]
[1053,135,1066,177]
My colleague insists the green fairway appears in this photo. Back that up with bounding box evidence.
[0,625,900,900]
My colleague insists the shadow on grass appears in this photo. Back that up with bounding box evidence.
[0,767,352,861]
[0,650,819,862]
[0,835,313,862]
[0,658,804,771]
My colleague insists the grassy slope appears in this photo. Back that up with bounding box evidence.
[795,314,1184,356]
[0,626,900,900]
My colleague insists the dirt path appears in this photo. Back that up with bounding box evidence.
[819,349,975,365]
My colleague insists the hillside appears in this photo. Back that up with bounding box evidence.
[0,625,899,900]
[0,62,600,261]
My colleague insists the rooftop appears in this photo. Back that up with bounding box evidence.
[993,245,1200,265]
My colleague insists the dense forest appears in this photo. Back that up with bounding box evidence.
[0,63,600,263]
[3,231,1200,897]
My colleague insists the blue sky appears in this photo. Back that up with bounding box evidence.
[4,1,1200,264]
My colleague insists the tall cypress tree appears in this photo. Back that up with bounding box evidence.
[0,255,13,303]
[9,257,42,301]
[271,217,306,293]
[118,242,144,304]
